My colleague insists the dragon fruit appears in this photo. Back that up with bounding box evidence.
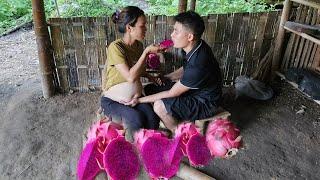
[206,118,242,158]
[186,133,212,166]
[77,120,125,179]
[160,39,174,49]
[103,136,140,180]
[146,39,173,69]
[146,53,161,69]
[134,129,167,151]
[175,122,212,166]
[136,129,183,179]
[77,139,104,180]
[174,122,199,155]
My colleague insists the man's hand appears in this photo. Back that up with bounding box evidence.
[148,75,166,86]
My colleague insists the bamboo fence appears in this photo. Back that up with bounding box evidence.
[48,11,281,93]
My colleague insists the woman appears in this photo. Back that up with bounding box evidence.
[100,6,163,137]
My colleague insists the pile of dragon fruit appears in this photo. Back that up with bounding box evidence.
[77,117,242,180]
[146,40,174,69]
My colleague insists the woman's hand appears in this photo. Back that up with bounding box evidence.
[119,94,140,107]
[145,44,165,54]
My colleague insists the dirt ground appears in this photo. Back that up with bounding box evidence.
[0,28,319,180]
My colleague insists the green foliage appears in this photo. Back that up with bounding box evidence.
[0,0,55,35]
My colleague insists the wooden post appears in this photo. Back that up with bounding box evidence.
[272,0,292,77]
[178,0,188,13]
[190,0,196,11]
[176,162,215,180]
[32,0,56,98]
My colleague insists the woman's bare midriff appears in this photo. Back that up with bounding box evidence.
[103,81,142,103]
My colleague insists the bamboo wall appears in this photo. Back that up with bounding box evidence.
[48,11,281,93]
[281,5,320,72]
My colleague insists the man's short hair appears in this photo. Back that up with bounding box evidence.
[173,11,205,40]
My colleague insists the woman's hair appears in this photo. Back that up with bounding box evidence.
[112,6,145,33]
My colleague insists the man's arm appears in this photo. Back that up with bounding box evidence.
[164,67,184,81]
[138,81,189,103]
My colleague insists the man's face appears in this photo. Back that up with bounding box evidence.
[130,15,147,41]
[171,22,192,48]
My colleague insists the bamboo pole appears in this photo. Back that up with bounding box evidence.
[178,0,188,13]
[176,162,215,180]
[272,0,292,77]
[189,0,196,11]
[31,0,56,98]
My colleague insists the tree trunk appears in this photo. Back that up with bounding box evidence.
[189,0,196,11]
[178,0,188,13]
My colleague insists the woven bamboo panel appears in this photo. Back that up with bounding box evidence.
[48,11,281,92]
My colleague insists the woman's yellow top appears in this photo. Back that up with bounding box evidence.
[102,39,144,91]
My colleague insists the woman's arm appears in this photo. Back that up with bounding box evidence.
[115,45,162,83]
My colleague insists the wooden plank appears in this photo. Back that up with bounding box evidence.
[290,0,320,9]
[285,21,320,38]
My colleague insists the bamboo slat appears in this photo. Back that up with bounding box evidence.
[282,5,304,70]
[313,46,320,72]
[243,13,260,75]
[225,13,243,84]
[293,6,311,68]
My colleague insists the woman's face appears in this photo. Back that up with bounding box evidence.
[130,15,147,41]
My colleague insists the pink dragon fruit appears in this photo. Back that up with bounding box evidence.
[134,129,167,151]
[175,122,212,166]
[86,120,124,148]
[206,118,242,158]
[77,139,104,180]
[103,136,140,180]
[160,39,174,49]
[146,39,173,69]
[174,122,199,155]
[185,133,212,166]
[77,120,125,179]
[135,129,183,179]
[146,53,161,69]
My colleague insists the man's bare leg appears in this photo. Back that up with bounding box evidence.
[153,100,177,132]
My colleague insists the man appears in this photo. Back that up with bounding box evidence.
[126,11,222,132]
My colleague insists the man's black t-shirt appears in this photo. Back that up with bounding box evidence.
[180,40,222,105]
